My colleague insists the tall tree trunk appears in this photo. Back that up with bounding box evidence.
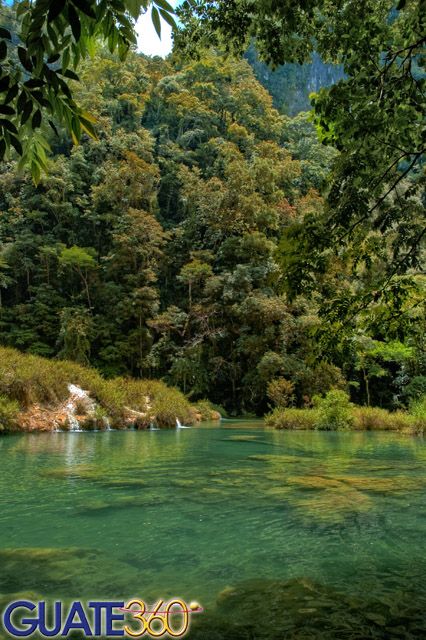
[363,368,371,406]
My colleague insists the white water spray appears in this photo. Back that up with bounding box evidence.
[176,417,191,429]
[66,384,93,432]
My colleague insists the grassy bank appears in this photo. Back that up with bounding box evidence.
[0,346,213,432]
[265,390,426,434]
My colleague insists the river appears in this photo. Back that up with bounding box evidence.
[1,423,426,638]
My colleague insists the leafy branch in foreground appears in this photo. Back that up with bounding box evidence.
[0,0,176,181]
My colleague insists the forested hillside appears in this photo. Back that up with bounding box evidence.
[0,44,424,415]
[245,46,344,115]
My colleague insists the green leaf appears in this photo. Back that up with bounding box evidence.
[17,91,27,112]
[79,116,97,139]
[4,85,19,104]
[47,53,61,63]
[18,47,33,72]
[0,28,12,40]
[48,119,59,135]
[68,5,82,41]
[80,109,96,123]
[47,24,59,49]
[126,0,143,20]
[0,41,7,62]
[20,101,33,125]
[154,0,174,13]
[48,0,66,22]
[159,8,176,29]
[24,79,45,89]
[0,105,15,116]
[62,69,80,81]
[9,135,23,156]
[71,0,97,19]
[31,159,42,185]
[151,6,161,39]
[0,119,18,134]
[32,109,42,129]
[62,47,70,70]
[58,77,72,99]
[0,76,10,93]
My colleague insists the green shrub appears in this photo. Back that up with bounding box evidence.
[352,406,414,431]
[0,395,20,432]
[150,383,194,427]
[409,396,426,434]
[266,388,422,434]
[404,376,426,402]
[265,407,318,430]
[267,378,295,408]
[314,389,353,431]
[194,399,225,421]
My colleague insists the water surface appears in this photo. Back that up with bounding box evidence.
[1,424,426,638]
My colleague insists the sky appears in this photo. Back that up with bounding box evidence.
[136,1,181,58]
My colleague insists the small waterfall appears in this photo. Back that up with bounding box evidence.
[176,417,191,429]
[67,410,83,432]
[66,384,90,432]
[58,383,112,434]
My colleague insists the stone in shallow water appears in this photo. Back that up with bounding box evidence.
[187,578,426,639]
[41,465,148,490]
[296,487,373,524]
[172,478,198,488]
[0,548,142,599]
[285,475,344,490]
[40,464,99,480]
[248,454,303,464]
[76,493,168,516]
[335,475,426,494]
[100,478,148,489]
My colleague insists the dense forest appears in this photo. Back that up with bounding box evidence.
[0,5,424,416]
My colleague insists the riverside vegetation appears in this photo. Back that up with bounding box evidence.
[0,345,221,431]
[265,389,426,435]
[0,346,424,434]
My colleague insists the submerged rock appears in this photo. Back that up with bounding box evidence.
[0,547,142,600]
[188,577,426,639]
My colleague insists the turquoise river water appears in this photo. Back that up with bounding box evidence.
[1,423,426,638]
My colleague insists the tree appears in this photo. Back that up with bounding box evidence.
[178,258,213,308]
[176,0,425,319]
[0,251,13,306]
[353,336,414,407]
[0,0,177,180]
[0,44,423,413]
[57,306,93,363]
[58,245,96,309]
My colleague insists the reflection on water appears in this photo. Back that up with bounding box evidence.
[1,426,426,638]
